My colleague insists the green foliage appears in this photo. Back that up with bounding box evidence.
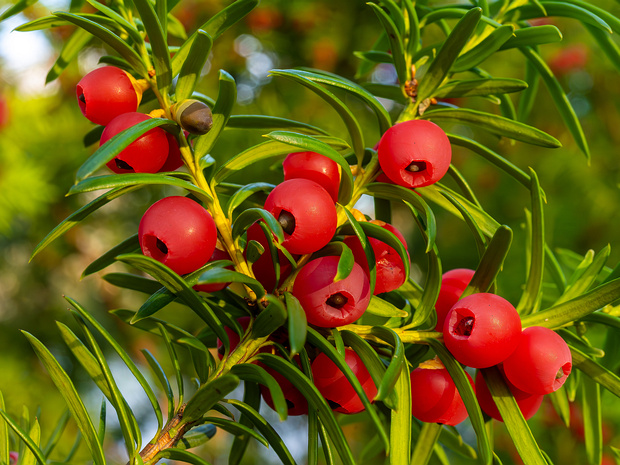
[2,0,620,465]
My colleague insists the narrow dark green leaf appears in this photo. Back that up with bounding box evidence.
[53,12,147,76]
[366,2,408,84]
[65,296,164,434]
[571,345,620,399]
[155,448,214,465]
[176,30,212,102]
[284,292,307,357]
[519,46,589,159]
[225,182,274,218]
[116,253,229,345]
[256,353,355,465]
[227,115,328,134]
[228,382,259,465]
[340,208,377,294]
[75,118,171,182]
[447,133,531,188]
[353,50,394,64]
[231,208,283,243]
[0,394,8,465]
[195,268,265,300]
[201,417,268,446]
[182,375,240,424]
[30,185,141,260]
[555,245,611,305]
[482,367,547,465]
[82,234,140,277]
[416,7,482,103]
[362,83,407,104]
[584,23,620,72]
[436,78,528,98]
[133,0,171,93]
[428,339,492,465]
[499,25,563,50]
[421,108,561,148]
[390,362,411,465]
[21,332,106,465]
[230,364,287,421]
[582,371,603,465]
[178,424,216,450]
[85,0,142,43]
[193,70,236,161]
[225,400,297,465]
[369,327,405,402]
[517,169,545,315]
[270,70,364,165]
[514,2,611,33]
[286,68,392,134]
[366,296,408,318]
[45,27,91,83]
[452,25,515,73]
[68,173,210,200]
[522,278,620,329]
[0,412,45,465]
[141,349,175,420]
[440,190,487,258]
[265,131,354,204]
[171,0,258,76]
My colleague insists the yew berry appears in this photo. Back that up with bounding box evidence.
[216,316,251,359]
[245,222,295,292]
[158,132,184,172]
[9,452,18,465]
[443,293,522,368]
[261,360,308,416]
[138,196,217,275]
[410,357,472,426]
[434,268,475,331]
[76,66,141,125]
[292,255,370,328]
[311,349,377,414]
[100,112,168,174]
[283,151,340,203]
[263,178,337,255]
[502,326,572,395]
[193,248,233,294]
[344,220,409,295]
[475,367,544,422]
[377,119,451,188]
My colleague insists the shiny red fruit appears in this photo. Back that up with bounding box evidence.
[311,349,377,414]
[101,112,168,173]
[139,196,217,275]
[293,255,370,328]
[410,358,472,426]
[503,326,572,395]
[377,120,451,188]
[283,151,340,203]
[263,179,337,255]
[443,293,522,368]
[77,66,140,125]
[475,367,544,422]
[434,268,475,331]
[245,222,295,292]
[158,132,184,172]
[344,220,409,295]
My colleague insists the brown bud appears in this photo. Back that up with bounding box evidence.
[171,99,213,135]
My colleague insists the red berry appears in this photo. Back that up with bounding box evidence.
[502,326,572,395]
[311,349,377,414]
[343,220,409,295]
[158,132,184,172]
[216,316,251,359]
[377,120,451,188]
[410,358,472,426]
[245,222,295,292]
[138,196,217,275]
[101,112,168,173]
[261,358,308,416]
[193,248,233,293]
[475,367,544,422]
[435,268,475,331]
[443,293,522,368]
[263,179,337,255]
[76,66,140,125]
[9,452,18,465]
[283,151,340,203]
[293,255,370,328]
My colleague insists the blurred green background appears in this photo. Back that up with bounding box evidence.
[1,0,620,463]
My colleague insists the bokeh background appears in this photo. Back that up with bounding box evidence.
[1,0,620,463]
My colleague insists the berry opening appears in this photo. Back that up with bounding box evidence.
[453,316,475,337]
[328,399,342,410]
[554,362,572,388]
[115,158,134,171]
[156,238,168,255]
[142,234,169,261]
[278,210,296,235]
[78,93,86,103]
[327,292,348,309]
[406,161,427,173]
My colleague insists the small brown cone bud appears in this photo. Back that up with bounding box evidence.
[171,99,213,135]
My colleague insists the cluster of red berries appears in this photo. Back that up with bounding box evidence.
[410,270,573,425]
